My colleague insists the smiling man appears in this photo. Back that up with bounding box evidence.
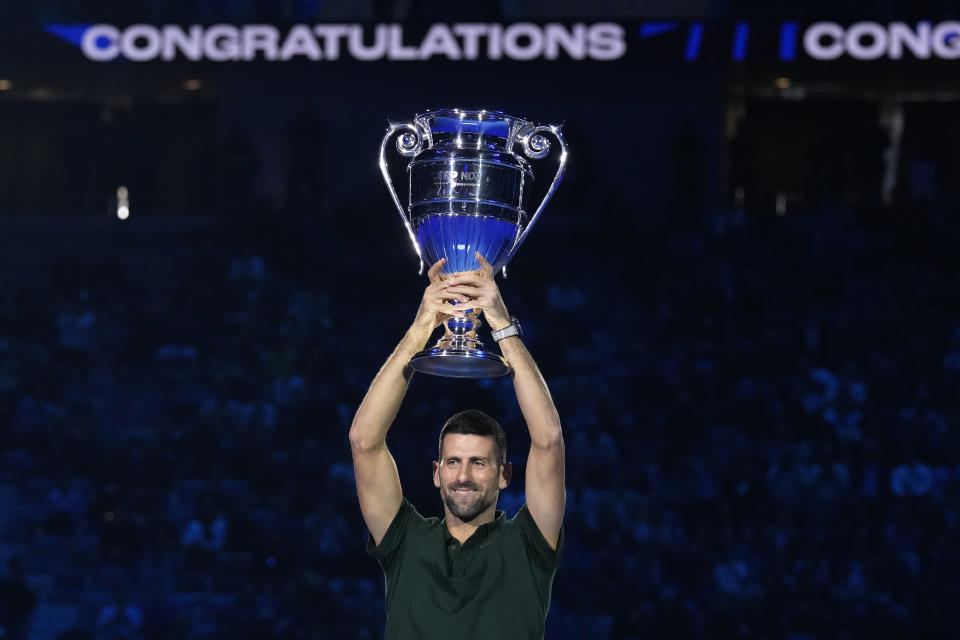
[349,255,565,640]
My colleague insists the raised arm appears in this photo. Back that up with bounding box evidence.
[349,259,469,545]
[445,255,566,549]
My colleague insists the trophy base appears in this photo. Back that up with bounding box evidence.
[409,347,511,378]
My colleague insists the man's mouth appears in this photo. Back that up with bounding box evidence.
[452,485,478,493]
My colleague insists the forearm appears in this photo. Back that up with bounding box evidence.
[501,334,566,543]
[499,336,563,447]
[349,324,433,450]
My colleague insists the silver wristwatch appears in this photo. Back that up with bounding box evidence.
[491,316,523,343]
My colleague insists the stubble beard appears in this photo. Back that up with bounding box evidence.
[443,483,495,522]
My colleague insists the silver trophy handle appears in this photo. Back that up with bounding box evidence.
[503,124,569,275]
[379,121,426,274]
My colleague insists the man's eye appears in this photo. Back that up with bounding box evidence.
[473,461,484,466]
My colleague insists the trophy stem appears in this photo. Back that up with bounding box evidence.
[442,307,481,348]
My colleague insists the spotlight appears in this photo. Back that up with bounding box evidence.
[116,185,131,220]
[183,78,202,91]
[776,192,787,216]
[0,79,11,91]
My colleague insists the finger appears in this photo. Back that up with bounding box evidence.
[440,304,467,316]
[427,305,464,320]
[428,292,469,309]
[445,284,486,297]
[474,252,495,279]
[444,274,487,288]
[426,278,459,297]
[451,293,490,307]
[427,258,446,284]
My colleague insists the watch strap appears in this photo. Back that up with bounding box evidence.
[491,317,522,342]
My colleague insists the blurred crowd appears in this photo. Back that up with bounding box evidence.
[0,193,958,639]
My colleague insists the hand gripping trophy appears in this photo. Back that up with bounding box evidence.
[379,109,567,378]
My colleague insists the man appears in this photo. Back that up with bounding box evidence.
[350,254,565,640]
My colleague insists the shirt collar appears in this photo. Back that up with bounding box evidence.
[442,509,506,543]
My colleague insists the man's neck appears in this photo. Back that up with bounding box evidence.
[444,506,496,544]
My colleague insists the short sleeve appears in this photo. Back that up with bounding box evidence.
[513,503,564,572]
[365,497,418,570]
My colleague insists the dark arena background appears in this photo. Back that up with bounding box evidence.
[1,1,959,639]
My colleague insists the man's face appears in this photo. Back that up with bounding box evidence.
[433,433,508,523]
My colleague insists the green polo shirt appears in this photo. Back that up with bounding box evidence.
[366,497,563,640]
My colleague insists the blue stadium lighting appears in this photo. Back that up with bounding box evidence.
[638,22,678,39]
[685,22,704,61]
[732,22,750,61]
[43,23,93,47]
[780,22,799,61]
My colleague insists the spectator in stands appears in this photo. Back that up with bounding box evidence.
[181,495,229,568]
[94,586,143,640]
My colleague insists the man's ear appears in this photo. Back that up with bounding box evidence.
[433,460,440,488]
[500,462,513,489]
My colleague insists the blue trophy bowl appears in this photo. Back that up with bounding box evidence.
[413,215,520,274]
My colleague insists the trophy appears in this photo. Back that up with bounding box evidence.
[380,108,567,378]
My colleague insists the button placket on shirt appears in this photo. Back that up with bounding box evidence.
[445,537,463,577]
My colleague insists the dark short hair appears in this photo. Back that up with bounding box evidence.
[438,409,507,467]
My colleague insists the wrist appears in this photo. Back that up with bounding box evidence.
[487,319,511,332]
[485,309,511,332]
[405,321,436,348]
